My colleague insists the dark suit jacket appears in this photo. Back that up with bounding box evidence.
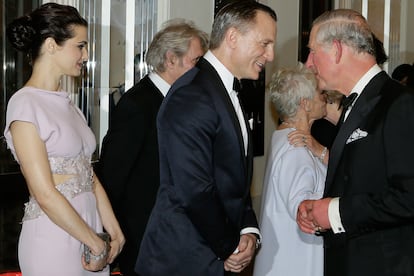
[323,71,414,276]
[97,75,164,276]
[135,58,258,276]
[311,118,339,149]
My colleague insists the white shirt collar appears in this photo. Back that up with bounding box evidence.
[204,50,235,94]
[148,72,170,97]
[343,64,382,121]
[350,64,382,98]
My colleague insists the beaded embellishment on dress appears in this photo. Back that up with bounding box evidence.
[22,154,93,221]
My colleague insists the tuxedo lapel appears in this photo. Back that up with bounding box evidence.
[325,72,388,191]
[245,117,254,189]
[238,95,253,153]
[237,94,253,184]
[197,58,248,168]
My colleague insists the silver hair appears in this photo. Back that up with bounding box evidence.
[312,9,375,56]
[269,62,318,119]
[145,18,209,73]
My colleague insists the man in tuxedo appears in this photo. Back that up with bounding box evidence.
[135,2,277,275]
[297,9,414,276]
[96,19,208,276]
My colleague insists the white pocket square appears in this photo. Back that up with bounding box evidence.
[346,128,368,144]
[248,118,254,130]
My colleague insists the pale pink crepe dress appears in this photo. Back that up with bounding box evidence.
[4,87,109,276]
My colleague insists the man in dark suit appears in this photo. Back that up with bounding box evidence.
[135,2,277,275]
[297,9,414,276]
[96,19,208,276]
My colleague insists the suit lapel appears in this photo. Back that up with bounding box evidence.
[239,100,253,175]
[325,72,388,190]
[197,58,248,167]
[246,118,254,185]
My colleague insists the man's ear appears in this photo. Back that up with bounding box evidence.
[225,27,239,49]
[333,39,342,64]
[165,50,177,68]
[45,37,58,54]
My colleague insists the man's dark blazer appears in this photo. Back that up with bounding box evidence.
[323,71,414,276]
[97,75,164,276]
[135,58,258,275]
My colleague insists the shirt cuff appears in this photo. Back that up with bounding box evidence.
[328,197,346,233]
[232,227,261,253]
[240,227,262,241]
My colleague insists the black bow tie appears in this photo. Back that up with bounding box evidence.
[341,92,358,110]
[233,78,242,92]
[337,92,358,126]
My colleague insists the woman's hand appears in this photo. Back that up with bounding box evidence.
[81,238,110,271]
[107,232,125,264]
[287,130,329,164]
[82,256,108,272]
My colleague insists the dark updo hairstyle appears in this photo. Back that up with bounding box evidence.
[6,3,87,64]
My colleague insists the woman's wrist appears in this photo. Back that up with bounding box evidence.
[319,146,328,162]
[89,241,108,261]
[84,233,111,264]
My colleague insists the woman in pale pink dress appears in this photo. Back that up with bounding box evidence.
[4,3,124,275]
